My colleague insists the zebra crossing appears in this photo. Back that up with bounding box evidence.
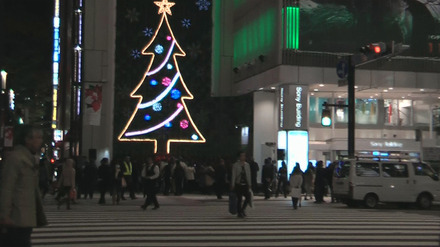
[32,194,440,246]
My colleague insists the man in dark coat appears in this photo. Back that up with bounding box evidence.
[314,160,328,203]
[261,158,274,199]
[249,157,259,194]
[97,158,112,204]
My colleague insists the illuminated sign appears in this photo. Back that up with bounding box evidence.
[370,141,403,148]
[52,0,60,129]
[279,85,308,130]
[9,89,14,110]
[295,86,303,128]
[278,130,309,173]
[280,87,284,128]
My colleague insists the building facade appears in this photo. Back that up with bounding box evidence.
[53,0,115,162]
[212,0,440,175]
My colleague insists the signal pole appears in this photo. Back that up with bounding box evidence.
[347,56,355,158]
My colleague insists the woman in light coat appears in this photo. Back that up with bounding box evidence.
[57,159,76,209]
[289,164,303,209]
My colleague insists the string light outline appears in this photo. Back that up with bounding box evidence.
[138,72,179,109]
[118,0,206,154]
[125,104,183,136]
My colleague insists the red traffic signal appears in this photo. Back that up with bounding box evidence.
[360,42,387,55]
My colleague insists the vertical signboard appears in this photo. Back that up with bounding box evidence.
[279,85,308,130]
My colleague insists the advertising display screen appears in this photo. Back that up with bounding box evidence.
[278,130,309,173]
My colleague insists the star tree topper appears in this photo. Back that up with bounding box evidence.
[154,0,175,15]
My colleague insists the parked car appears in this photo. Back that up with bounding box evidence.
[333,158,439,209]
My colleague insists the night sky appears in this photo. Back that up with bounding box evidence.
[0,0,53,127]
[0,0,252,158]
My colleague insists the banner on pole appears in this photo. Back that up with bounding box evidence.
[84,83,103,126]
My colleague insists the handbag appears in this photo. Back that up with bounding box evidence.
[248,189,254,208]
[121,177,127,188]
[69,188,77,200]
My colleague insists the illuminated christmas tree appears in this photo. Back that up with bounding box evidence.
[118,0,205,154]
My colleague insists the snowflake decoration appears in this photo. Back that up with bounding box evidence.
[182,19,191,28]
[131,49,141,59]
[142,27,153,37]
[196,0,211,11]
[186,43,202,58]
[125,8,139,23]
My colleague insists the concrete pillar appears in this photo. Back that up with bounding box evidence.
[81,0,116,162]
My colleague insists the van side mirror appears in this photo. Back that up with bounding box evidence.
[433,173,439,181]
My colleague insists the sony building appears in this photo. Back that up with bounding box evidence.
[212,0,440,175]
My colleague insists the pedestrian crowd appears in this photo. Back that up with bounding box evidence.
[0,126,337,247]
[46,152,337,214]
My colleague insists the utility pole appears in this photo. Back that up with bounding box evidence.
[347,56,355,158]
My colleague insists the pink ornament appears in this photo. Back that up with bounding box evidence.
[167,36,172,41]
[180,120,189,129]
[161,77,171,86]
[177,103,183,108]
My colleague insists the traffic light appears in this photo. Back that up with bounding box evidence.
[321,107,332,127]
[360,42,387,55]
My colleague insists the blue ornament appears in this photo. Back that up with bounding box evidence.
[167,63,173,70]
[170,89,181,99]
[165,122,172,128]
[191,134,199,140]
[155,44,164,54]
[144,114,151,121]
[153,103,162,111]
[150,79,158,86]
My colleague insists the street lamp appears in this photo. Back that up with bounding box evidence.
[1,70,7,93]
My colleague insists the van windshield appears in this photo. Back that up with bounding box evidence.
[334,161,350,178]
[412,163,439,181]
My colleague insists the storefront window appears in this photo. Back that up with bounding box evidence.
[413,100,430,126]
[355,99,378,124]
[309,97,378,125]
[309,96,330,124]
[335,98,348,123]
[384,99,412,126]
[334,98,378,124]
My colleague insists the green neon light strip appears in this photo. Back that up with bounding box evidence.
[233,8,275,65]
[284,6,299,50]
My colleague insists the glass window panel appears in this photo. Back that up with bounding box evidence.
[356,99,378,124]
[384,99,412,126]
[334,160,351,178]
[335,98,348,123]
[382,163,408,178]
[309,96,331,124]
[412,163,438,181]
[413,100,430,126]
[356,162,380,177]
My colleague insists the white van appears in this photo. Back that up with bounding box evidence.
[332,159,440,209]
